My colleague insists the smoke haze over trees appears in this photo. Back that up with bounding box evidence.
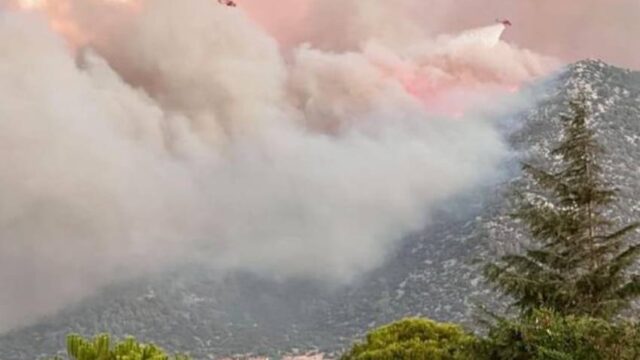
[0,0,638,339]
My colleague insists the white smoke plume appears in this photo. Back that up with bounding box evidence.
[0,0,557,332]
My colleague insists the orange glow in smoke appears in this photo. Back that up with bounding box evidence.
[17,0,40,9]
[15,0,140,48]
[13,0,526,119]
[17,0,135,10]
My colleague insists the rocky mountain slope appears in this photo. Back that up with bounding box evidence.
[1,59,639,359]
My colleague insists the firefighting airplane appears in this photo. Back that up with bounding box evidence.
[218,0,236,6]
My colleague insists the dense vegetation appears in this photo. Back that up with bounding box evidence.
[341,310,640,360]
[482,309,640,360]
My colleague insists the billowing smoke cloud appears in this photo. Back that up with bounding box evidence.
[0,0,558,332]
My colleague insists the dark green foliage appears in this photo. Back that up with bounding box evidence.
[340,313,640,360]
[340,318,478,360]
[485,96,640,318]
[56,334,188,360]
[480,309,640,360]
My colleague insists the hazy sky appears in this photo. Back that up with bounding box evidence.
[241,0,640,70]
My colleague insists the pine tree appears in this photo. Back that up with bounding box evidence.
[485,94,640,319]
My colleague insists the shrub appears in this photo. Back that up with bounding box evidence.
[480,309,640,360]
[57,333,188,360]
[341,318,478,360]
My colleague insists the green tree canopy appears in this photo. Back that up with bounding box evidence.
[481,309,640,360]
[58,334,188,360]
[341,318,478,360]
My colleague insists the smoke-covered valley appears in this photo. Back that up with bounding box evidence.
[0,0,639,358]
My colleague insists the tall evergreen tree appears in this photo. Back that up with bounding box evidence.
[485,95,640,319]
